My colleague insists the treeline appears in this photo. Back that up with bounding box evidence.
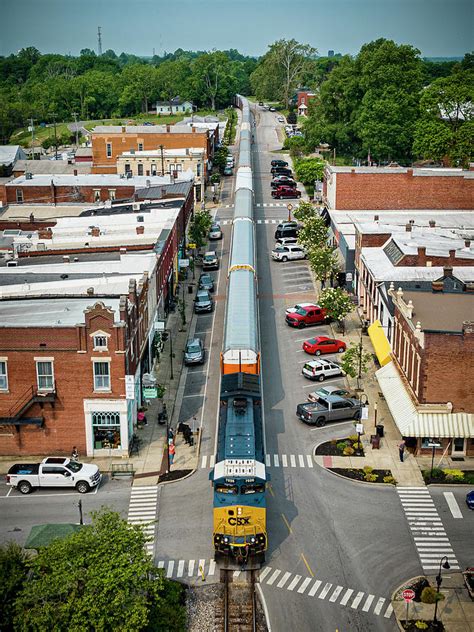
[0,46,257,142]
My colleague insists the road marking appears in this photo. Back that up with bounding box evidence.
[384,604,394,618]
[166,561,174,578]
[306,455,314,467]
[444,492,463,518]
[329,585,343,602]
[290,454,296,467]
[362,594,375,611]
[188,560,195,576]
[308,579,322,597]
[234,570,241,578]
[298,455,305,467]
[266,454,271,466]
[198,559,205,576]
[274,454,279,467]
[201,455,207,468]
[340,588,354,605]
[373,596,386,615]
[266,569,281,586]
[301,553,314,577]
[281,513,292,534]
[259,566,272,582]
[297,577,312,594]
[209,455,215,467]
[351,591,364,609]
[177,560,184,577]
[208,559,216,576]
[318,582,333,599]
[281,454,288,467]
[277,571,292,589]
[158,560,165,569]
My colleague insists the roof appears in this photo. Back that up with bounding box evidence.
[155,97,192,106]
[135,180,193,200]
[0,145,25,166]
[119,147,204,158]
[327,166,474,178]
[401,291,474,333]
[92,125,209,135]
[0,297,122,327]
[13,160,91,175]
[376,362,474,438]
[25,523,84,549]
[332,209,474,232]
[74,147,93,158]
[7,173,193,188]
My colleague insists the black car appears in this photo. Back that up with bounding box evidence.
[271,159,289,168]
[271,176,296,188]
[271,167,293,177]
[199,273,214,293]
[274,221,299,239]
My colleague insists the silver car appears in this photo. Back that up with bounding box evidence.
[209,224,222,240]
[184,338,205,365]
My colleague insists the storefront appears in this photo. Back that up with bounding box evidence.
[83,398,129,456]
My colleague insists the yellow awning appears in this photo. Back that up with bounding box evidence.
[368,320,392,366]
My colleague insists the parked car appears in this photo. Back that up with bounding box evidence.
[198,272,214,293]
[277,116,285,123]
[209,223,222,240]
[269,106,276,112]
[226,156,234,167]
[271,176,296,188]
[272,185,301,199]
[286,302,318,315]
[466,490,474,510]
[194,289,214,313]
[258,101,264,106]
[276,237,299,247]
[202,251,219,270]
[271,166,292,176]
[184,338,205,365]
[302,336,346,355]
[308,385,356,402]
[6,457,101,494]
[285,304,328,328]
[271,245,306,262]
[271,159,289,168]
[296,395,362,426]
[301,359,345,382]
[223,166,233,176]
[275,221,299,240]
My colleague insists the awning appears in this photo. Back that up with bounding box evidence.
[368,320,392,366]
[376,362,474,438]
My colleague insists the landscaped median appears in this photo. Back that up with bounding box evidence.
[422,468,474,485]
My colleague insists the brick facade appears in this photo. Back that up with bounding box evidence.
[0,182,136,206]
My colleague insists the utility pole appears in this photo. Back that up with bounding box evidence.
[51,113,58,160]
[72,112,79,148]
[159,144,165,176]
[97,26,102,56]
[30,118,36,161]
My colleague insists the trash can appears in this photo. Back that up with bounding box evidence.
[188,285,194,294]
[376,424,384,438]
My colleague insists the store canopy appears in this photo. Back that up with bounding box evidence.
[368,320,392,367]
[376,362,474,438]
[25,523,84,549]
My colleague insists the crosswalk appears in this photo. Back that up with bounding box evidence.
[156,558,393,619]
[127,486,159,555]
[200,454,315,469]
[220,218,288,225]
[397,487,460,571]
[220,203,288,209]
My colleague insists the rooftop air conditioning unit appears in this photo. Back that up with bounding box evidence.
[137,215,144,222]
[25,172,33,180]
[132,202,140,211]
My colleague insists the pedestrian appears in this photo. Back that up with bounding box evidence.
[137,409,147,427]
[399,439,406,462]
[168,442,176,466]
[71,446,79,461]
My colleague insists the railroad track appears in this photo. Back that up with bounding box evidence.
[215,569,257,632]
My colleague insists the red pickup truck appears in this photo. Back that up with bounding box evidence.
[285,304,329,328]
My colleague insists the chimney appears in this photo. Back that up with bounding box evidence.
[444,265,453,277]
[120,247,127,254]
[429,220,436,228]
[121,126,126,133]
[448,249,456,263]
[418,247,426,263]
[374,215,379,221]
[38,227,52,240]
[62,255,70,263]
[87,287,94,296]
[166,125,170,132]
[146,179,150,187]
[136,225,145,235]
[465,239,471,249]
[73,169,78,176]
[192,127,196,133]
[91,227,100,237]
[405,223,412,232]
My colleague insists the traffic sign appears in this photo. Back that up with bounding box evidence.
[402,589,415,602]
[287,203,293,211]
[188,243,197,249]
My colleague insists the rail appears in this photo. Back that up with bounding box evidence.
[8,382,56,419]
[215,569,257,632]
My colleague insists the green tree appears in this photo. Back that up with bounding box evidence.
[188,209,212,248]
[293,200,317,222]
[317,287,354,322]
[0,542,29,631]
[308,246,340,283]
[340,341,372,383]
[190,51,236,110]
[294,157,325,186]
[14,509,185,632]
[297,215,329,250]
[119,64,160,114]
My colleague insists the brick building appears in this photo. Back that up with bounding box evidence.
[296,90,316,117]
[0,172,193,206]
[376,287,474,458]
[323,166,474,211]
[91,125,215,174]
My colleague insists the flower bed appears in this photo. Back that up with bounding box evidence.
[330,466,396,484]
[422,468,474,485]
[401,621,444,631]
[315,435,365,457]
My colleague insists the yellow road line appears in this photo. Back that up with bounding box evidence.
[267,483,275,497]
[301,553,314,577]
[281,513,292,534]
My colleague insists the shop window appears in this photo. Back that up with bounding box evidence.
[93,361,110,391]
[93,335,108,350]
[124,163,131,174]
[92,411,121,449]
[36,361,54,391]
[93,190,101,202]
[0,361,8,390]
[106,142,112,158]
[421,437,441,449]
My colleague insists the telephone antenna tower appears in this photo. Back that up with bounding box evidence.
[97,26,102,56]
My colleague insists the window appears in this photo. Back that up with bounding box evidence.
[16,189,24,203]
[108,189,116,200]
[124,163,131,174]
[106,142,112,158]
[93,190,101,202]
[151,163,157,175]
[93,335,108,350]
[197,163,201,176]
[93,361,110,391]
[137,143,143,152]
[92,411,121,449]
[137,163,144,176]
[36,361,54,391]
[0,361,8,390]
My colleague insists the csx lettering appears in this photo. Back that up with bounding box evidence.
[228,516,250,526]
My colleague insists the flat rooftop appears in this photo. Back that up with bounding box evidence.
[403,291,474,333]
[0,297,122,327]
[6,172,193,187]
[13,160,91,175]
[92,125,209,135]
[326,166,473,178]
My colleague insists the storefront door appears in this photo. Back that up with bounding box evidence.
[451,437,466,457]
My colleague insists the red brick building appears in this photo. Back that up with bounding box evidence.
[323,166,474,211]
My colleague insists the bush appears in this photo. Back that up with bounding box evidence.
[351,442,363,450]
[363,465,373,474]
[421,587,444,604]
[364,472,378,482]
[415,622,429,630]
[343,446,355,456]
[383,475,396,485]
[442,468,464,482]
[348,434,359,442]
[336,441,348,451]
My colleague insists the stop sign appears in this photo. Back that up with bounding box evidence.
[402,589,415,602]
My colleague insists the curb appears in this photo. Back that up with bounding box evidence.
[390,575,428,632]
[256,582,272,632]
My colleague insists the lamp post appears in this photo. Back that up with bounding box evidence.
[374,401,378,429]
[433,556,450,623]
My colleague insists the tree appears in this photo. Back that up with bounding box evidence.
[293,200,318,223]
[317,287,354,323]
[119,64,160,114]
[13,509,185,632]
[294,157,325,186]
[287,110,297,125]
[0,542,28,631]
[297,215,329,250]
[341,341,373,383]
[188,209,212,248]
[308,246,340,283]
[190,51,236,110]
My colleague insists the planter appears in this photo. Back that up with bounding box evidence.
[463,568,474,600]
[315,437,365,457]
[422,469,474,485]
[330,467,396,484]
[401,621,444,632]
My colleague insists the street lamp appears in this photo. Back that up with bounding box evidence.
[433,556,450,623]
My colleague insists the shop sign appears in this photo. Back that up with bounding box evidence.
[361,406,369,420]
[154,320,165,331]
[125,375,135,400]
[142,386,158,399]
[179,259,190,268]
[188,243,197,249]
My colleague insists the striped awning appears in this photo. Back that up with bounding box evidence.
[376,362,474,438]
[368,320,392,367]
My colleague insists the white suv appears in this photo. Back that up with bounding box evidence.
[271,245,306,262]
[302,359,345,382]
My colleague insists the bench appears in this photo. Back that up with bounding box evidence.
[111,463,135,478]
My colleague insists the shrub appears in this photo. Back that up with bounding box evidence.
[383,475,396,485]
[420,587,444,604]
[364,472,378,482]
[336,441,348,451]
[415,622,428,630]
[351,442,363,450]
[348,435,359,442]
[363,465,373,474]
[442,468,464,482]
[343,446,355,456]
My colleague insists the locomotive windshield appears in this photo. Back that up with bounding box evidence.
[215,483,238,494]
[241,484,265,494]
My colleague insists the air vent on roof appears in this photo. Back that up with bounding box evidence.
[3,229,21,236]
[25,172,33,180]
[137,215,144,222]
[6,260,18,267]
[132,202,140,211]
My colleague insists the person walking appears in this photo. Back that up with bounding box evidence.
[399,439,406,462]
[168,442,176,466]
[71,446,79,461]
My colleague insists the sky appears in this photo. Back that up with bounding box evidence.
[1,0,472,58]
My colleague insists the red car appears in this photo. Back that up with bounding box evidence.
[272,185,301,199]
[302,336,346,355]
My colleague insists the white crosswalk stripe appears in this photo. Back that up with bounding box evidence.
[308,580,322,597]
[281,454,288,467]
[318,582,333,599]
[266,569,281,586]
[340,588,354,605]
[287,575,302,591]
[200,454,317,470]
[397,487,460,571]
[351,591,365,609]
[127,486,158,553]
[277,571,292,589]
[329,585,343,602]
[297,577,312,594]
[373,597,386,615]
[209,455,215,467]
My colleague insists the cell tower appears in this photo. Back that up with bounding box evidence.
[97,26,102,56]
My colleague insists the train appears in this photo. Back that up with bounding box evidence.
[211,96,268,566]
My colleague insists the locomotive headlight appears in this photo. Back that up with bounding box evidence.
[223,537,229,544]
[237,507,242,515]
[250,537,256,543]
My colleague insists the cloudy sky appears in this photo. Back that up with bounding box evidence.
[1,0,472,58]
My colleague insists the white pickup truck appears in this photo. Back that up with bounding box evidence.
[6,457,101,494]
